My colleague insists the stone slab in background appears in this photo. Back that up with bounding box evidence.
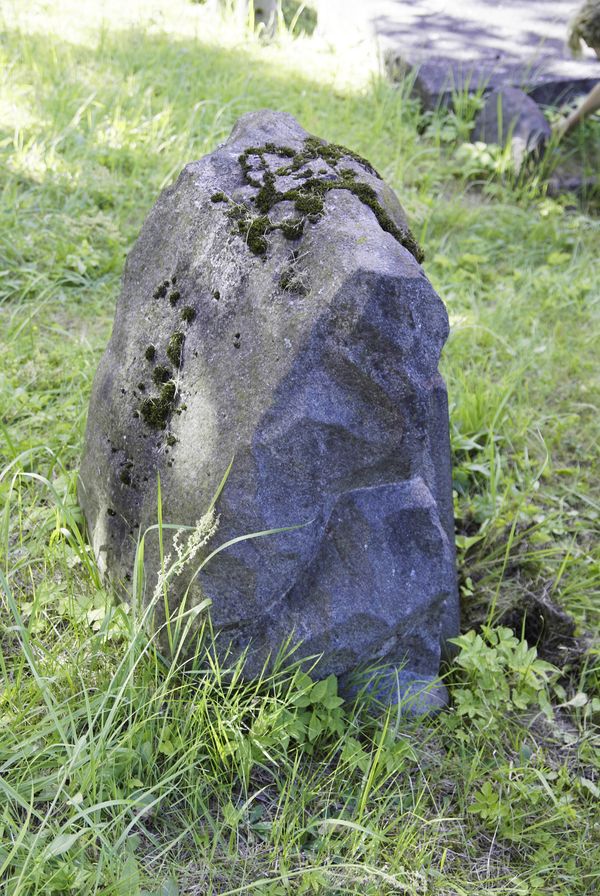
[79,110,459,707]
[361,0,600,109]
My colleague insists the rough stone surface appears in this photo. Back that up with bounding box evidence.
[79,110,459,704]
[471,86,552,169]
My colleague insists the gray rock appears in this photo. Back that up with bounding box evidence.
[471,86,551,169]
[79,110,459,705]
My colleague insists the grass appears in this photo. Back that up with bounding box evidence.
[0,1,599,893]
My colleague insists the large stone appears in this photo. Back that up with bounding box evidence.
[79,110,459,706]
[471,86,552,169]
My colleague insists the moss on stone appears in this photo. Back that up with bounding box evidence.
[279,218,304,240]
[227,203,246,226]
[255,171,279,214]
[279,269,306,294]
[293,193,324,216]
[167,331,185,368]
[342,178,424,262]
[302,136,381,179]
[219,136,424,262]
[238,149,262,187]
[152,365,172,386]
[243,215,272,256]
[264,142,295,157]
[140,381,177,430]
[279,269,293,290]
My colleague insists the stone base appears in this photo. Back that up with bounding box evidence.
[339,665,449,714]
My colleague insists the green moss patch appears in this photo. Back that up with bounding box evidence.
[219,136,423,262]
[139,381,177,430]
[152,364,172,386]
[153,280,169,300]
[167,331,185,368]
[181,305,196,323]
[279,266,307,295]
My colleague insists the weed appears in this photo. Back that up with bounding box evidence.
[449,625,558,725]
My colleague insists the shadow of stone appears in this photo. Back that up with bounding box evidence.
[499,589,592,676]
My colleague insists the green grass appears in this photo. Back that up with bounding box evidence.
[1,1,599,894]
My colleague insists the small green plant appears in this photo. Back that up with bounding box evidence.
[452,139,514,179]
[449,626,558,726]
[467,760,584,883]
[286,671,346,749]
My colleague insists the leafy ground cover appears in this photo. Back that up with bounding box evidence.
[0,1,599,893]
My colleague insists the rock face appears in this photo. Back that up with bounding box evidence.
[472,87,551,169]
[79,110,458,705]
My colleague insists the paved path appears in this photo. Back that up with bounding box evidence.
[322,1,600,108]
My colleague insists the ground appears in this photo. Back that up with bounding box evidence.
[0,1,599,895]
